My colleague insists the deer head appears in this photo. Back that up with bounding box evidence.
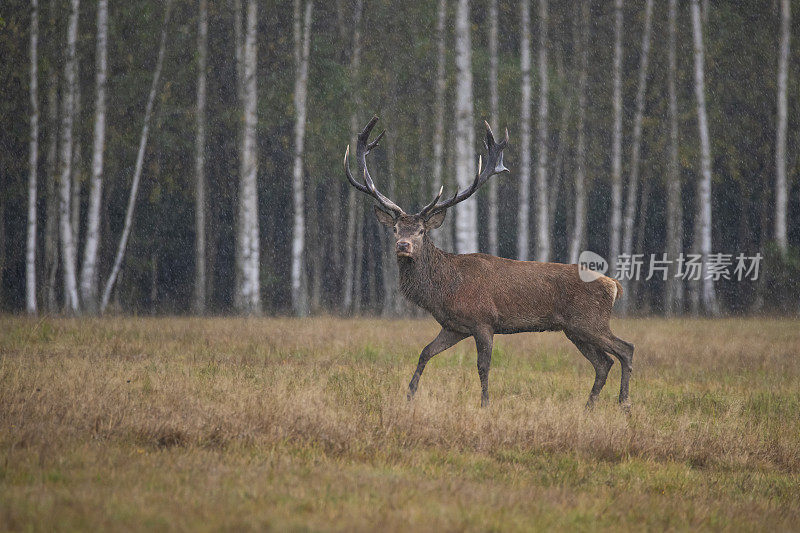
[343,116,509,260]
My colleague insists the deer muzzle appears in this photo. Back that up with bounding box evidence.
[396,240,413,257]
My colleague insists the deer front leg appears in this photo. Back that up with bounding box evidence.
[408,328,467,401]
[473,327,494,407]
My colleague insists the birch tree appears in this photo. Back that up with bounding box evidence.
[608,0,624,264]
[430,0,452,252]
[568,0,589,265]
[517,0,532,260]
[454,0,477,254]
[342,0,364,312]
[487,0,499,256]
[79,0,107,312]
[665,0,684,314]
[291,0,313,316]
[58,0,80,313]
[70,80,82,253]
[690,0,718,315]
[775,0,790,252]
[621,0,653,258]
[26,0,39,314]
[234,0,261,314]
[192,0,208,314]
[100,0,172,313]
[620,0,653,312]
[534,0,550,262]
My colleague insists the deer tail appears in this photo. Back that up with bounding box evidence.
[611,278,623,305]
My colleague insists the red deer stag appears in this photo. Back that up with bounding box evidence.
[343,116,634,409]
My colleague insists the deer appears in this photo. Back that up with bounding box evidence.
[343,116,635,410]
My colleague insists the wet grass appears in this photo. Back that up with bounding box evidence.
[1,316,799,531]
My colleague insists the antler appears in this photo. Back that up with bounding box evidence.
[418,121,509,219]
[343,116,405,217]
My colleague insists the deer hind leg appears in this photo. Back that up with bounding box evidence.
[592,332,634,410]
[408,328,467,401]
[566,332,614,408]
[473,327,494,408]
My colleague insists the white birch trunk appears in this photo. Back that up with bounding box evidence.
[342,0,363,312]
[80,0,107,313]
[665,0,684,315]
[621,0,653,258]
[58,0,80,313]
[775,0,790,252]
[690,0,717,315]
[26,0,39,314]
[430,0,451,252]
[100,0,172,314]
[618,0,653,313]
[232,0,244,306]
[234,0,261,314]
[568,0,589,265]
[193,0,208,314]
[70,80,82,253]
[534,0,550,262]
[454,0,477,254]
[291,0,313,317]
[487,0,500,256]
[517,0,532,260]
[608,0,624,264]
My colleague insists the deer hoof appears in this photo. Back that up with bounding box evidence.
[619,399,632,414]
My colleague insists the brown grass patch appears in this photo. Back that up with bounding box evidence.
[1,316,799,530]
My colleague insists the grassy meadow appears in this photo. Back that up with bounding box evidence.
[1,316,799,531]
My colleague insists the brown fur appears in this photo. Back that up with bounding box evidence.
[355,118,632,409]
[399,237,620,336]
[380,212,634,409]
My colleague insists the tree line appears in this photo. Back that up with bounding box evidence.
[0,0,798,316]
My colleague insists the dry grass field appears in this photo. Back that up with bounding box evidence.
[1,316,799,531]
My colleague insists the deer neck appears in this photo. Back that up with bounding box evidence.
[398,237,458,311]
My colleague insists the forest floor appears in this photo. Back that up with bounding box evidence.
[1,316,799,531]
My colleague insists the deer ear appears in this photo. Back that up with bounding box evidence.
[373,205,396,228]
[424,210,446,230]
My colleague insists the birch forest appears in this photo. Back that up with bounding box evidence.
[2,0,800,316]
